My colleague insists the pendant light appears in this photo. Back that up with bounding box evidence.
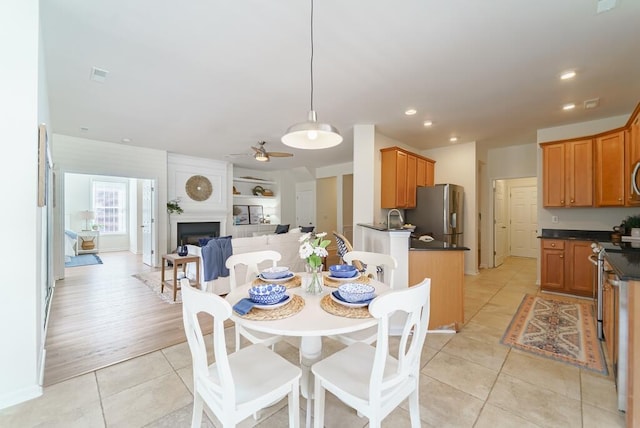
[282,0,342,149]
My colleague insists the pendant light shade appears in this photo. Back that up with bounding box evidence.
[282,0,342,150]
[282,110,343,149]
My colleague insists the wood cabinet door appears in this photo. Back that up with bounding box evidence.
[567,139,593,207]
[407,154,417,208]
[602,279,616,362]
[425,160,435,186]
[541,248,565,291]
[595,131,625,206]
[416,158,426,187]
[626,113,640,206]
[396,150,408,207]
[542,143,566,207]
[566,240,594,297]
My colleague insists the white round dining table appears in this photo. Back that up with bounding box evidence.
[226,277,389,428]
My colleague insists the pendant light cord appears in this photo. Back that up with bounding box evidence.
[310,0,314,112]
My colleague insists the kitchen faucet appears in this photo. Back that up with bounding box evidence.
[387,209,404,229]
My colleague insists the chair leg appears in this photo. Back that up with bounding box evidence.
[191,393,204,428]
[313,380,325,428]
[289,379,300,428]
[235,326,241,352]
[409,388,421,428]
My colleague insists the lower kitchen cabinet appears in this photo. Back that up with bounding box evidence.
[602,273,618,365]
[540,238,593,297]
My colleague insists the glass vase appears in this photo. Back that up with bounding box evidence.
[304,264,324,295]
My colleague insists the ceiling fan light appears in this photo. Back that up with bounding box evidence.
[282,110,342,149]
[254,151,269,162]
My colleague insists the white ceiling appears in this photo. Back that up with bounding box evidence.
[41,0,640,171]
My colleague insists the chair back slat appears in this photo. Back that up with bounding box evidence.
[225,250,282,290]
[368,279,431,399]
[343,251,398,287]
[181,280,235,405]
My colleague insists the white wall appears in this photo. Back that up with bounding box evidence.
[424,141,479,275]
[537,114,638,232]
[52,135,168,277]
[0,0,42,409]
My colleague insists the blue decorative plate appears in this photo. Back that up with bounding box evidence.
[330,290,374,308]
[252,294,291,310]
[258,272,295,283]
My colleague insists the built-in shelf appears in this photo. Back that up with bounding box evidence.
[233,177,275,185]
[233,194,275,199]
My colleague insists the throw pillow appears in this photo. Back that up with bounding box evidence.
[274,224,290,234]
[198,237,213,247]
[300,225,315,233]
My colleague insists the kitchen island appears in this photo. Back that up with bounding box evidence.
[599,244,640,427]
[409,237,469,331]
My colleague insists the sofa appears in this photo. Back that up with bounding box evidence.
[185,231,306,295]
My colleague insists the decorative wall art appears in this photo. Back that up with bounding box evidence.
[185,175,213,201]
[249,205,264,224]
[233,205,250,225]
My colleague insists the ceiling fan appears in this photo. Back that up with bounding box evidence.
[228,141,294,162]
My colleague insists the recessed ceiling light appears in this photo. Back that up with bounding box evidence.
[121,138,131,143]
[560,70,576,80]
[563,103,576,111]
[423,120,433,127]
[449,137,458,143]
[80,127,89,132]
[405,108,417,116]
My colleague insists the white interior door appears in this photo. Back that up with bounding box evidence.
[142,180,154,266]
[509,183,538,258]
[493,180,508,267]
[296,190,315,228]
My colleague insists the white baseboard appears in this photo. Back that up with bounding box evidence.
[0,385,42,410]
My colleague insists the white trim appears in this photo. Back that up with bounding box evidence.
[0,385,42,411]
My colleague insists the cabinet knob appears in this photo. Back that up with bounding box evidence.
[570,199,575,203]
[551,243,555,247]
[618,197,622,201]
[560,255,564,258]
[560,200,564,204]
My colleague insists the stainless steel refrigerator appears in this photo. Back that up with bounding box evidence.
[405,184,464,246]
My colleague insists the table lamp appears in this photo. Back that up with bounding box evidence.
[80,210,95,231]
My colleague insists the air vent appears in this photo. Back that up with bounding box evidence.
[597,0,616,13]
[584,98,600,109]
[90,67,109,83]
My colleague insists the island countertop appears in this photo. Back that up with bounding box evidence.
[409,238,469,251]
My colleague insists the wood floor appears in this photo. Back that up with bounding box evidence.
[44,251,213,386]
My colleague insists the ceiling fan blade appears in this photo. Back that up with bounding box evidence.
[267,152,294,157]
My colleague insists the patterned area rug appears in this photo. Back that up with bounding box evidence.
[132,270,182,304]
[501,294,607,375]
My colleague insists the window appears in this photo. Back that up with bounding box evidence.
[93,180,127,234]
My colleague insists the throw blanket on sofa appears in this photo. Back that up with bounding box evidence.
[201,236,233,281]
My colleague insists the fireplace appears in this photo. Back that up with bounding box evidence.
[177,222,221,246]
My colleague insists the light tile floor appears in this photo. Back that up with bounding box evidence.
[0,257,626,427]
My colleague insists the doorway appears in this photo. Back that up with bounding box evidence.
[62,172,156,276]
[493,177,538,266]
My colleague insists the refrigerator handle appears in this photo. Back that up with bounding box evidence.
[450,212,456,228]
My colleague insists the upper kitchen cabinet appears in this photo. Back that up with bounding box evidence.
[595,130,625,206]
[626,104,640,206]
[542,139,593,207]
[381,147,435,209]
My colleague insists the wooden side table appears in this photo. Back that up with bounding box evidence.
[161,254,200,301]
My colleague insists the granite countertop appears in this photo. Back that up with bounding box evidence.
[599,241,640,281]
[539,228,613,242]
[409,238,469,251]
[357,223,412,232]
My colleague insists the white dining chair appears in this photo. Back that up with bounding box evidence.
[181,280,301,428]
[225,250,285,351]
[311,278,431,428]
[343,250,397,286]
[330,251,398,346]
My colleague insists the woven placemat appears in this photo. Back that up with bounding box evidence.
[320,294,372,319]
[252,274,302,289]
[323,274,371,288]
[239,294,305,320]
